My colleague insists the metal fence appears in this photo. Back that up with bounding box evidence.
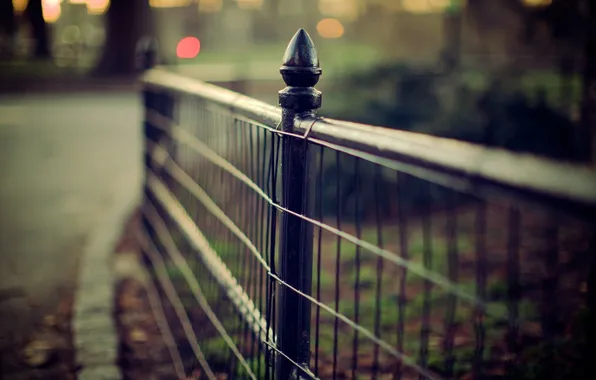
[137,29,596,380]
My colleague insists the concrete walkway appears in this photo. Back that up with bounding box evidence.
[0,92,143,378]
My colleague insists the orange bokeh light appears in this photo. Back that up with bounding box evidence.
[87,0,110,14]
[42,0,61,23]
[316,18,345,39]
[12,0,28,13]
[176,37,201,59]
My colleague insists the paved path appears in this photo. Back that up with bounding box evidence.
[0,93,143,378]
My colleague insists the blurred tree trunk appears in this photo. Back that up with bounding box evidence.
[580,0,596,163]
[0,0,16,59]
[94,0,153,76]
[25,0,51,59]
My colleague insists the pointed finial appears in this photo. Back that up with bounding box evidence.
[280,29,322,87]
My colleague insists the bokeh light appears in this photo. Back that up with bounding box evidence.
[236,0,263,10]
[42,0,61,23]
[12,0,28,13]
[176,36,201,59]
[61,25,82,44]
[198,0,222,13]
[522,0,552,6]
[402,0,434,14]
[87,0,110,15]
[428,0,451,8]
[401,0,460,13]
[316,18,345,39]
[150,0,192,8]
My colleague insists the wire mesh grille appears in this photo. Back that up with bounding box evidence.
[140,87,595,380]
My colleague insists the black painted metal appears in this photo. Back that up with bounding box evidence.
[138,27,596,380]
[140,38,174,174]
[142,68,596,219]
[136,36,160,72]
[140,38,175,269]
[276,29,320,380]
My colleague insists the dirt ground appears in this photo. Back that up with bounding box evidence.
[0,289,80,380]
[113,210,181,380]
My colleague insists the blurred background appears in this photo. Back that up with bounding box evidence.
[1,1,595,379]
[0,0,593,162]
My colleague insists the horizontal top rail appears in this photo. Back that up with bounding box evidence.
[141,68,596,215]
[295,117,596,215]
[142,68,281,127]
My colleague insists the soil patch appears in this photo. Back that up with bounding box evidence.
[113,210,180,380]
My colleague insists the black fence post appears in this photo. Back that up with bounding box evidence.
[137,37,176,184]
[276,29,322,379]
[137,37,160,171]
[137,37,160,269]
[136,36,159,73]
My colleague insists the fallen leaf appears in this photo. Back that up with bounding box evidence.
[130,328,148,343]
[43,315,57,328]
[22,340,54,367]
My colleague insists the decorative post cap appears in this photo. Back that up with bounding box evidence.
[280,29,322,87]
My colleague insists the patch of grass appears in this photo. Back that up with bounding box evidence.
[338,229,474,282]
[208,239,251,279]
[408,232,473,264]
[312,323,353,354]
[488,279,509,300]
[164,259,188,280]
[405,291,447,320]
[337,294,402,330]
[348,266,378,288]
[483,298,540,328]
[427,346,480,378]
[313,261,334,289]
[164,258,224,306]
[209,240,238,261]
[519,299,539,320]
[236,356,268,379]
[333,230,377,264]
[202,336,230,366]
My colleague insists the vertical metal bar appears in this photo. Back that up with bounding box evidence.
[372,165,385,380]
[506,206,521,377]
[443,191,459,377]
[276,29,322,379]
[395,171,409,380]
[473,200,487,378]
[419,184,433,379]
[266,131,281,380]
[585,231,596,380]
[541,214,559,340]
[314,145,325,377]
[146,86,175,190]
[351,157,362,379]
[332,150,342,380]
[140,38,160,270]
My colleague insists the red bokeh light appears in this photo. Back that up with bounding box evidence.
[176,37,201,59]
